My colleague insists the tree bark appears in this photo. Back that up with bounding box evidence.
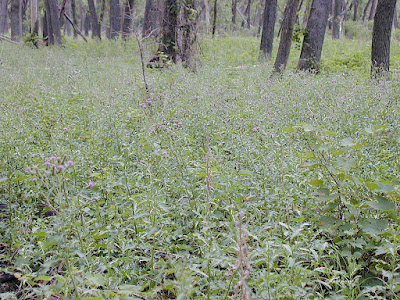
[87,0,101,39]
[149,0,198,67]
[393,4,398,28]
[212,0,217,36]
[371,0,397,76]
[232,0,238,24]
[260,0,277,59]
[353,0,357,21]
[369,0,377,20]
[109,0,121,39]
[122,0,135,39]
[273,0,301,72]
[71,0,77,38]
[44,0,62,45]
[10,0,22,41]
[245,0,252,28]
[30,0,38,35]
[0,0,8,34]
[332,0,342,39]
[297,0,330,72]
[84,10,90,36]
[362,0,371,21]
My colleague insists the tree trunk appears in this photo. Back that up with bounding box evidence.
[71,0,77,38]
[369,0,377,20]
[142,0,160,36]
[393,4,398,28]
[332,0,342,39]
[45,0,62,45]
[212,0,217,36]
[232,0,238,24]
[122,0,134,39]
[0,0,8,34]
[245,0,251,28]
[371,0,397,76]
[353,0,357,21]
[10,0,22,41]
[273,0,301,72]
[362,0,371,21]
[64,0,72,36]
[30,0,38,35]
[259,0,277,59]
[88,0,101,39]
[149,0,198,67]
[84,10,90,36]
[109,0,121,39]
[297,0,330,72]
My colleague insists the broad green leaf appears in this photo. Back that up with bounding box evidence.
[365,182,379,190]
[238,169,253,176]
[359,218,388,235]
[367,195,396,211]
[303,124,314,132]
[283,126,295,133]
[307,179,324,187]
[85,273,105,287]
[340,137,355,147]
[35,275,51,282]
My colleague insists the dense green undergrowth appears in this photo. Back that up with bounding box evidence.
[0,36,400,299]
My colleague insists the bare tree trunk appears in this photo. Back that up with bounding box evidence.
[393,4,398,28]
[246,0,251,28]
[232,0,238,24]
[30,0,38,35]
[10,0,22,41]
[45,0,62,45]
[71,0,78,38]
[353,0,357,21]
[88,0,101,38]
[64,0,72,35]
[109,0,121,39]
[0,0,8,34]
[273,0,301,72]
[369,0,377,20]
[362,0,371,21]
[122,0,134,39]
[332,0,342,39]
[84,10,90,35]
[143,0,159,36]
[212,0,217,36]
[260,0,277,59]
[297,0,330,72]
[149,0,198,67]
[371,0,397,76]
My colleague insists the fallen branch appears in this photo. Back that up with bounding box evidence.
[56,4,88,42]
[0,35,19,44]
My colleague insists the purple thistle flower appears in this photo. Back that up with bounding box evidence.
[57,165,64,170]
[252,126,260,131]
[26,167,31,172]
[67,160,74,166]
[34,122,39,126]
[32,177,37,182]
[88,181,95,187]
[163,151,167,155]
[178,121,182,126]
[146,98,152,103]
[141,103,147,108]
[50,156,57,160]
[63,127,68,131]
[44,162,51,166]
[239,211,245,217]
[139,160,144,164]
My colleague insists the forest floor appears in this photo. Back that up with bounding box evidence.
[0,36,400,299]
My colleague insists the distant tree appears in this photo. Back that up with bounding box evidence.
[44,0,62,44]
[371,0,397,76]
[332,0,343,39]
[259,0,277,59]
[353,0,357,21]
[212,0,217,36]
[143,0,162,37]
[87,0,101,39]
[273,0,300,72]
[109,0,121,39]
[232,0,238,24]
[10,0,22,41]
[369,0,378,20]
[121,0,135,39]
[0,0,9,34]
[71,0,78,38]
[149,0,198,67]
[30,0,39,38]
[297,0,330,72]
